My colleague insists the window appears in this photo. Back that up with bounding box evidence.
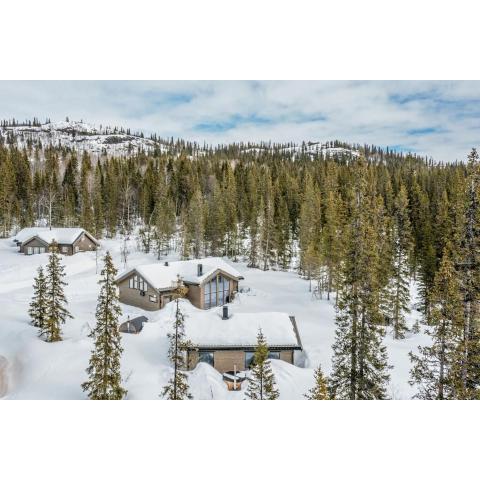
[245,352,255,369]
[129,275,147,292]
[74,246,79,253]
[198,351,214,366]
[27,247,33,255]
[149,294,157,303]
[61,246,68,253]
[39,247,46,254]
[268,351,281,360]
[203,274,231,309]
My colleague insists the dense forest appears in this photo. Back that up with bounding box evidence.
[1,126,479,399]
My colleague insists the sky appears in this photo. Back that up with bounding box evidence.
[0,80,479,162]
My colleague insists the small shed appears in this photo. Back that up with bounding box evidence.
[119,316,148,334]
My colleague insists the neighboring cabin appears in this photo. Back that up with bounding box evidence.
[185,306,303,373]
[115,258,243,311]
[13,227,99,255]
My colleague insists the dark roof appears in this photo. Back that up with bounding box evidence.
[119,316,148,333]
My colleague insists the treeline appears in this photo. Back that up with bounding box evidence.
[2,140,480,397]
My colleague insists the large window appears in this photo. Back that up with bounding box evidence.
[268,352,281,360]
[203,274,230,309]
[198,351,214,366]
[129,275,147,292]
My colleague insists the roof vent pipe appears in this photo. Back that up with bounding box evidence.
[222,305,229,320]
[197,263,203,277]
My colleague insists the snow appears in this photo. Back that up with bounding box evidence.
[0,120,168,158]
[117,257,242,290]
[13,227,96,245]
[184,308,300,347]
[0,236,431,399]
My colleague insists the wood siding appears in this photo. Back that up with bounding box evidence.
[213,350,246,373]
[187,284,202,309]
[72,233,98,254]
[187,349,295,373]
[117,272,161,311]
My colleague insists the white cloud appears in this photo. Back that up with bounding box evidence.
[0,80,478,162]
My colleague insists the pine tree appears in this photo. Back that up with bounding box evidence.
[298,172,322,281]
[409,245,465,399]
[305,364,330,399]
[162,278,192,400]
[384,185,413,339]
[456,147,480,396]
[245,329,279,400]
[329,158,390,400]
[154,173,176,259]
[41,241,72,342]
[82,252,127,400]
[28,266,48,329]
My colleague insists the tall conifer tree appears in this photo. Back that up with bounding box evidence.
[162,279,192,400]
[409,245,465,399]
[245,329,279,400]
[82,252,127,400]
[329,158,390,400]
[41,241,72,342]
[29,266,48,329]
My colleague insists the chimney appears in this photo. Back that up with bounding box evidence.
[222,305,229,320]
[197,263,203,277]
[164,261,169,266]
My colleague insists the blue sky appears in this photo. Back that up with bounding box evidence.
[0,80,479,162]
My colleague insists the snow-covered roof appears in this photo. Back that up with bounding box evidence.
[184,308,301,348]
[13,227,98,245]
[116,258,243,290]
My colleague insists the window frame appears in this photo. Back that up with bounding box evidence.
[268,351,281,360]
[198,351,215,366]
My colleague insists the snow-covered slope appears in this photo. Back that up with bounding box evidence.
[1,119,361,160]
[240,142,360,159]
[0,120,168,157]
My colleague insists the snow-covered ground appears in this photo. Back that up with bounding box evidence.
[0,237,430,399]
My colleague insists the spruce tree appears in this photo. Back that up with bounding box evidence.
[162,278,192,400]
[28,266,48,329]
[384,185,413,339]
[329,158,390,400]
[82,252,127,400]
[456,147,480,396]
[245,329,279,400]
[305,365,330,399]
[41,241,72,342]
[409,245,465,399]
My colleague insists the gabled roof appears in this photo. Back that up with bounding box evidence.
[115,258,243,291]
[184,307,301,349]
[14,227,99,246]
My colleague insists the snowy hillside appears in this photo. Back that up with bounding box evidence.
[240,142,360,159]
[0,120,168,157]
[1,119,362,160]
[0,236,430,400]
